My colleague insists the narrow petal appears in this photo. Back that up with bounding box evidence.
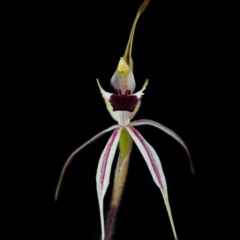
[96,78,112,100]
[130,119,195,174]
[54,125,118,201]
[96,127,122,240]
[133,79,149,99]
[126,126,178,240]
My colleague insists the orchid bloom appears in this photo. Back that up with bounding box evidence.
[55,0,195,240]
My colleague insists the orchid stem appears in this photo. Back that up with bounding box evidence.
[105,205,118,240]
[105,128,132,240]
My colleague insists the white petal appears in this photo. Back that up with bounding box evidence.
[54,124,119,201]
[133,79,149,99]
[126,126,178,240]
[96,78,112,100]
[130,119,195,174]
[96,127,122,240]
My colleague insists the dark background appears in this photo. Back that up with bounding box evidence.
[8,0,239,240]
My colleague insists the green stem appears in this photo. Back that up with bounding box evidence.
[105,128,132,240]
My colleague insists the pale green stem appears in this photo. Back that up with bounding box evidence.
[105,128,132,240]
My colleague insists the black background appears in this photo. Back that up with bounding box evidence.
[7,1,239,240]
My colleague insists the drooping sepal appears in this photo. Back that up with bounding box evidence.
[54,125,119,201]
[130,119,195,174]
[126,126,179,240]
[96,128,122,240]
[105,129,133,240]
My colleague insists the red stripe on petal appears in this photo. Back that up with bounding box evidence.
[129,126,165,190]
[99,128,120,189]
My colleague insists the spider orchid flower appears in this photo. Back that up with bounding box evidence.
[55,1,195,240]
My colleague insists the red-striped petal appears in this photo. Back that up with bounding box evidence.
[96,127,122,240]
[126,126,178,240]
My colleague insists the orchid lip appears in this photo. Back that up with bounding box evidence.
[109,90,138,112]
[96,79,148,126]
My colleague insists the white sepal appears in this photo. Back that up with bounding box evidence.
[126,126,167,191]
[126,126,178,240]
[96,127,122,240]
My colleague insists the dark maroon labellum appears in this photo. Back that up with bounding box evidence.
[109,90,138,112]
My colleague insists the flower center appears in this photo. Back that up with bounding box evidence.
[109,90,138,112]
